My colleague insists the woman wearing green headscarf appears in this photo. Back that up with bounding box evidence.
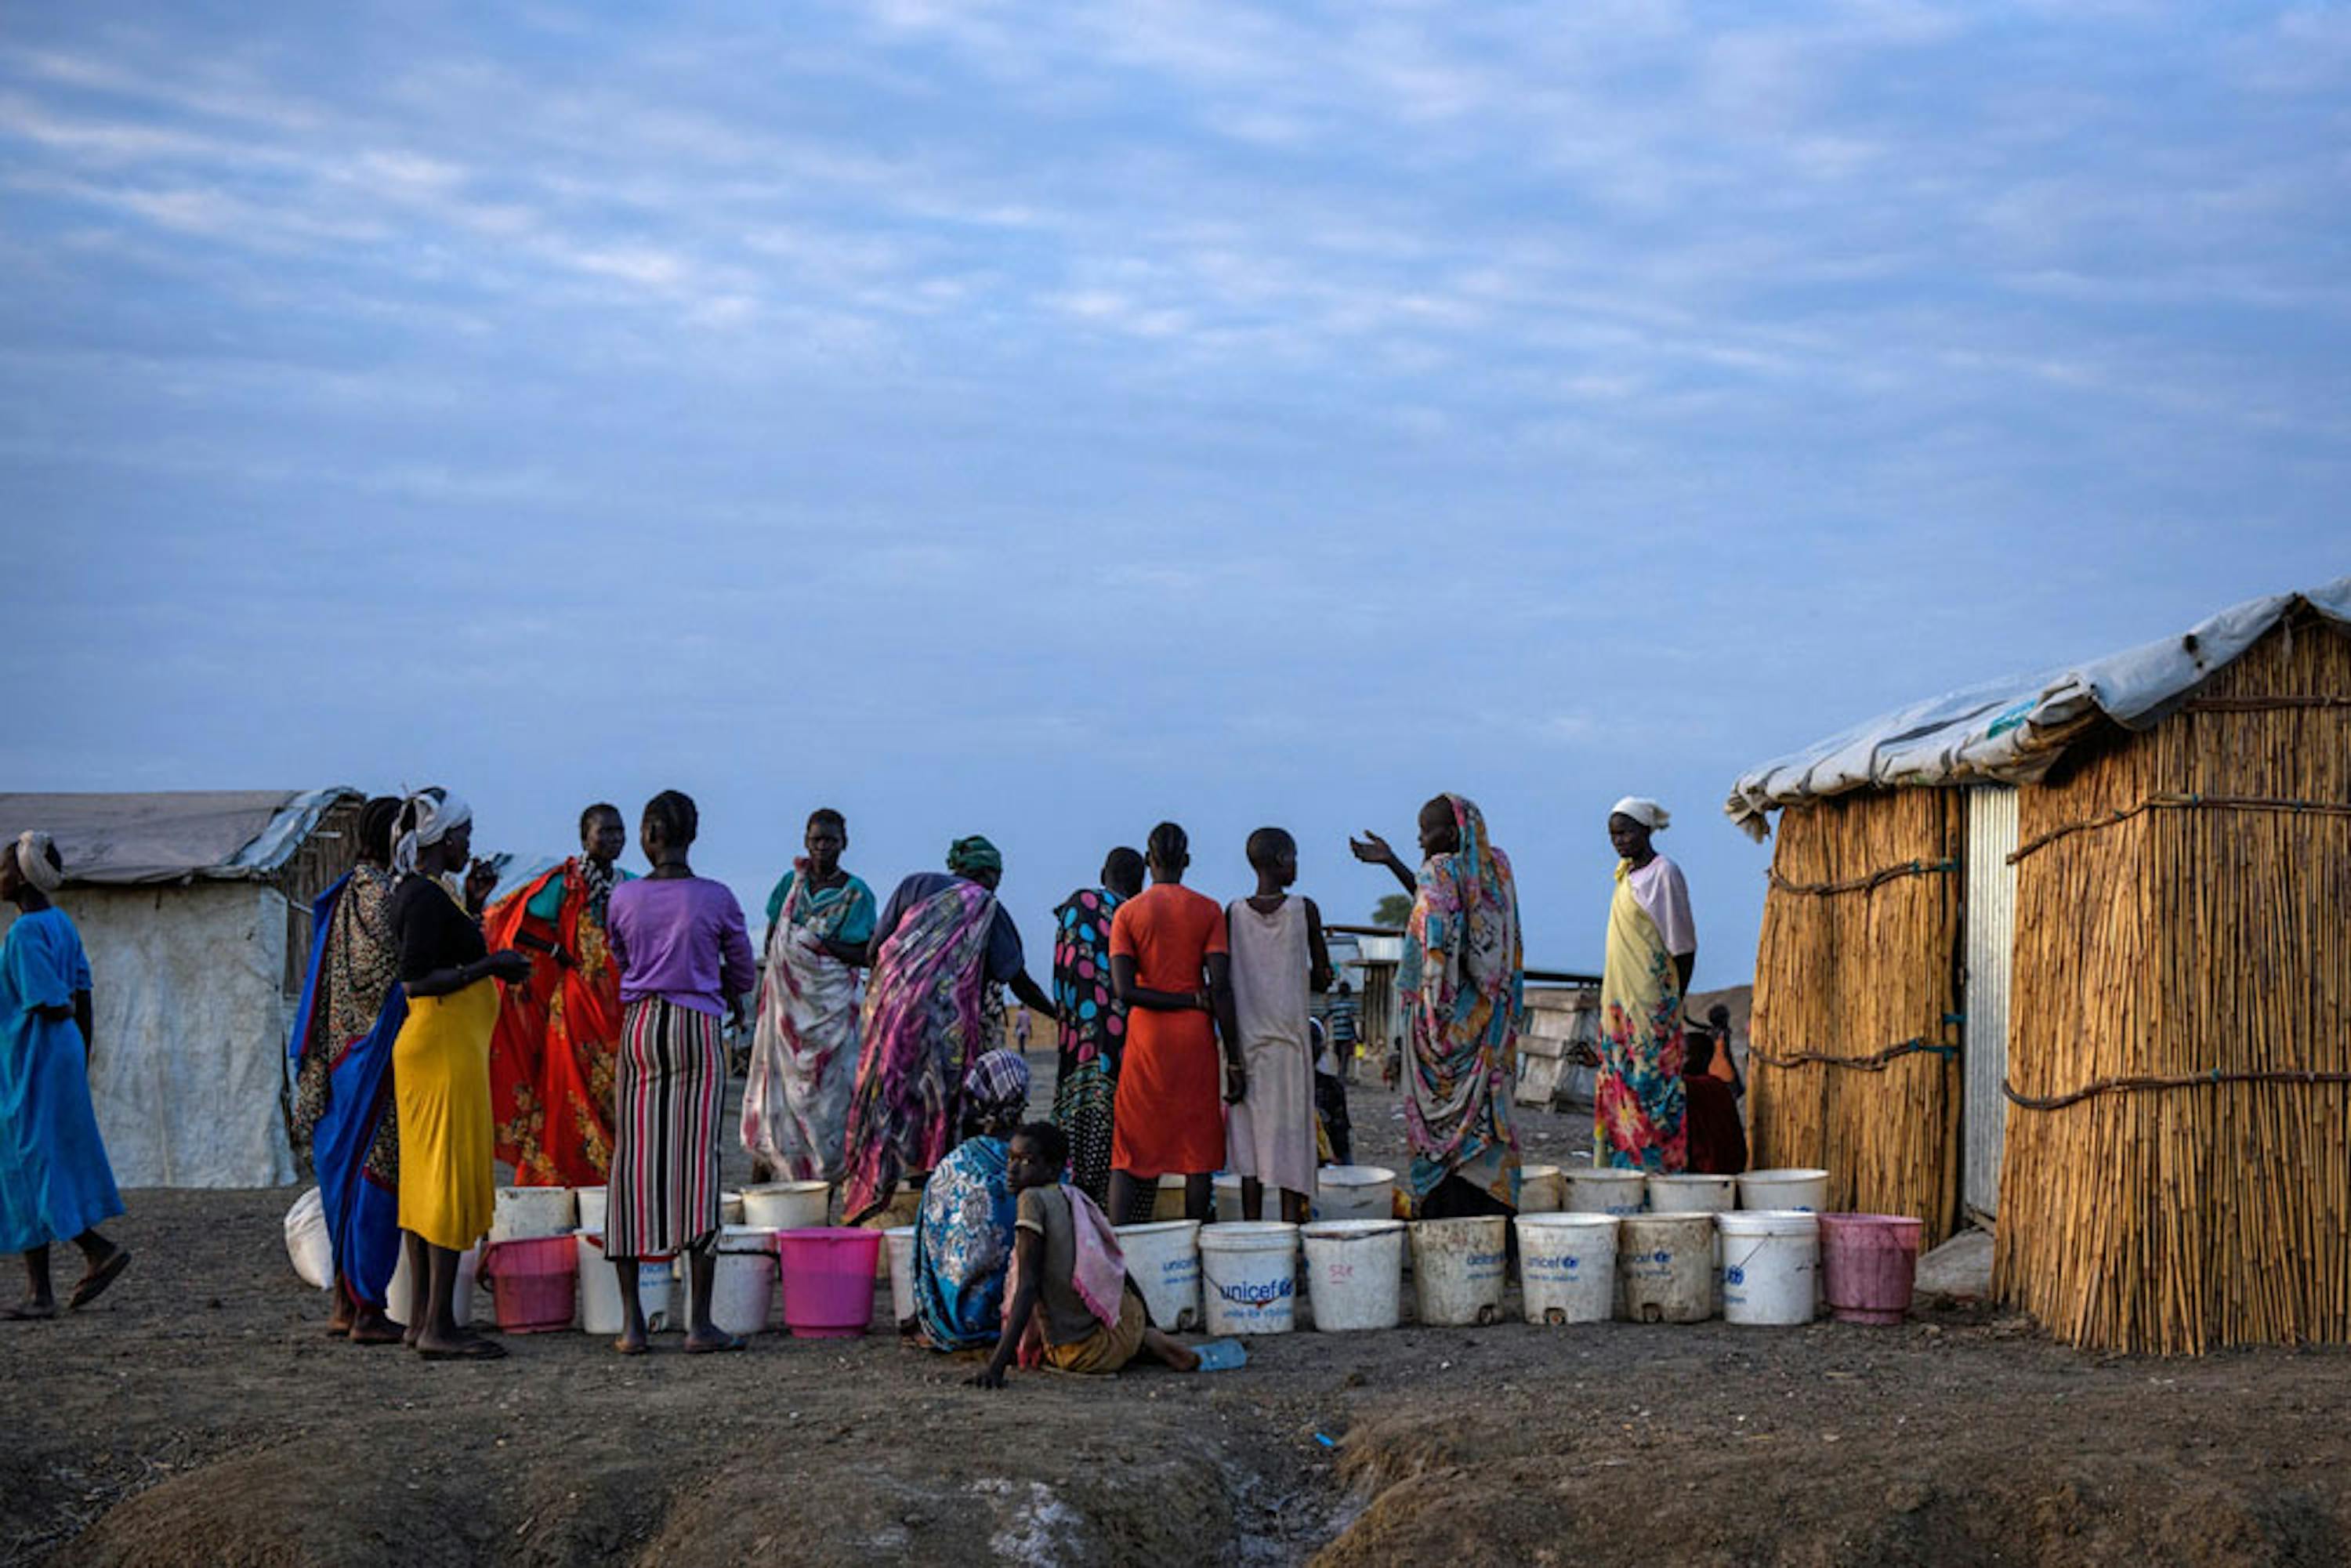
[839,838,1053,1223]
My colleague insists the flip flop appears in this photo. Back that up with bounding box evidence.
[613,1338,650,1356]
[683,1334,748,1355]
[418,1338,508,1361]
[1192,1338,1248,1373]
[68,1249,130,1311]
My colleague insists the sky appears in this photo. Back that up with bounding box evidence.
[2,1,2346,986]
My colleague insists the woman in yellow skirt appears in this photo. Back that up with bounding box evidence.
[387,789,531,1360]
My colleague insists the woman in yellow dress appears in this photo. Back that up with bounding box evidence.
[386,789,531,1360]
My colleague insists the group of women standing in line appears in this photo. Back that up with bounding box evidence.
[293,787,755,1359]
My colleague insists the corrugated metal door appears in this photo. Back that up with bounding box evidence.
[1963,786,2018,1219]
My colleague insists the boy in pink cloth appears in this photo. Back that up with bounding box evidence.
[972,1122,1201,1385]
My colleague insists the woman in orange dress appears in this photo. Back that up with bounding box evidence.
[1104,823,1238,1226]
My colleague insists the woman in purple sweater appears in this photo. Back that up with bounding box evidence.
[603,790,757,1354]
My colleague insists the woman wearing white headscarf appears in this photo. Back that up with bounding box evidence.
[0,831,130,1318]
[1597,798,1697,1172]
[385,790,531,1359]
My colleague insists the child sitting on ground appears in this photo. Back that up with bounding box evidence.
[972,1122,1200,1387]
[1682,1028,1748,1175]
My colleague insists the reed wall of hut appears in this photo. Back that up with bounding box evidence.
[1747,787,1965,1247]
[1994,613,2351,1354]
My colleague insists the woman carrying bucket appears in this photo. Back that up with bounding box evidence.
[1596,797,1697,1173]
[1348,795,1523,1219]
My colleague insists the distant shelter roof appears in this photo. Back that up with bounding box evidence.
[0,788,361,885]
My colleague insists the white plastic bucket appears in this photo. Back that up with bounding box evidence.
[1312,1165,1396,1222]
[1646,1174,1737,1215]
[1737,1168,1830,1212]
[741,1181,831,1230]
[1563,1168,1648,1216]
[1302,1220,1404,1331]
[1151,1174,1192,1221]
[1617,1214,1716,1323]
[1411,1217,1509,1327]
[491,1185,578,1242]
[885,1226,918,1328]
[574,1186,607,1234]
[1518,1164,1565,1215]
[1212,1172,1246,1223]
[1718,1210,1818,1326]
[720,1190,747,1227]
[1515,1212,1618,1325]
[684,1226,777,1337]
[1118,1220,1202,1331]
[574,1233,676,1335]
[386,1242,481,1329]
[1197,1222,1298,1335]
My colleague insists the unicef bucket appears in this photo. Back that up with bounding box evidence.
[1515,1212,1618,1324]
[1718,1210,1817,1326]
[1118,1220,1202,1331]
[1198,1222,1298,1335]
[1301,1219,1404,1331]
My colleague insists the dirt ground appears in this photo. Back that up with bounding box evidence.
[6,1070,2350,1568]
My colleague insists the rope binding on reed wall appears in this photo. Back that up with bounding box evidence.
[2003,1067,2351,1111]
[1765,857,1957,896]
[2006,791,2351,864]
[1749,1021,1963,1074]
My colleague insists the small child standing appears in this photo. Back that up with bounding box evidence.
[1223,827,1333,1223]
[972,1122,1199,1386]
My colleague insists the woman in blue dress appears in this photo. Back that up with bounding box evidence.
[1,831,129,1318]
[908,1048,1031,1349]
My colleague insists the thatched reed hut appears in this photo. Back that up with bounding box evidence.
[1726,580,2350,1353]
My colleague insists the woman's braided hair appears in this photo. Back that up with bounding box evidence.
[643,789,699,850]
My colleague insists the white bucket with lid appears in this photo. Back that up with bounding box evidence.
[386,1241,480,1329]
[1718,1210,1817,1326]
[574,1232,676,1335]
[1737,1168,1830,1212]
[683,1226,778,1337]
[1302,1219,1404,1331]
[1646,1174,1737,1215]
[1411,1217,1509,1327]
[491,1185,578,1242]
[1197,1222,1298,1334]
[1118,1220,1201,1331]
[1312,1165,1396,1222]
[1563,1167,1648,1216]
[1617,1213,1716,1323]
[1518,1164,1566,1215]
[884,1226,918,1328]
[1515,1212,1618,1324]
[574,1186,608,1235]
[741,1181,831,1230]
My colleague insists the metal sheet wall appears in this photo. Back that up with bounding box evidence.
[1963,785,2018,1218]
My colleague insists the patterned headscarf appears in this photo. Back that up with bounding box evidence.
[946,835,1002,878]
[962,1048,1031,1124]
[393,788,473,875]
[13,831,63,893]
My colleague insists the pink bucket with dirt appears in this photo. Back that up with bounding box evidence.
[481,1234,578,1333]
[1818,1213,1923,1325]
[777,1228,882,1338]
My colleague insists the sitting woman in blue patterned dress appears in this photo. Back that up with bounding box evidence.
[907,1049,1031,1349]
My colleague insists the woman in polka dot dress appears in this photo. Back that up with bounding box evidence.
[1048,849,1145,1207]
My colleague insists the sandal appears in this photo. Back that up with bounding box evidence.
[683,1333,748,1356]
[417,1337,508,1361]
[68,1249,130,1310]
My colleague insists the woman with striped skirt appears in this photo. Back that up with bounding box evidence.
[602,791,758,1355]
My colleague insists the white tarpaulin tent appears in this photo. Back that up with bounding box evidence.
[0,788,360,1188]
[1725,578,2351,838]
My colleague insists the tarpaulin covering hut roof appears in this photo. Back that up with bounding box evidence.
[0,788,362,884]
[1724,578,2351,838]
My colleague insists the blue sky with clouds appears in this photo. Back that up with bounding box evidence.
[3,2,2346,985]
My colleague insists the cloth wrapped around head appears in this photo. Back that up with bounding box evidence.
[393,788,473,875]
[1609,796,1671,831]
[946,835,1002,878]
[962,1047,1031,1125]
[14,831,63,893]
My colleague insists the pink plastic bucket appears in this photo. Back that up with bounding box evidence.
[1818,1213,1923,1325]
[777,1228,882,1338]
[481,1234,578,1333]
